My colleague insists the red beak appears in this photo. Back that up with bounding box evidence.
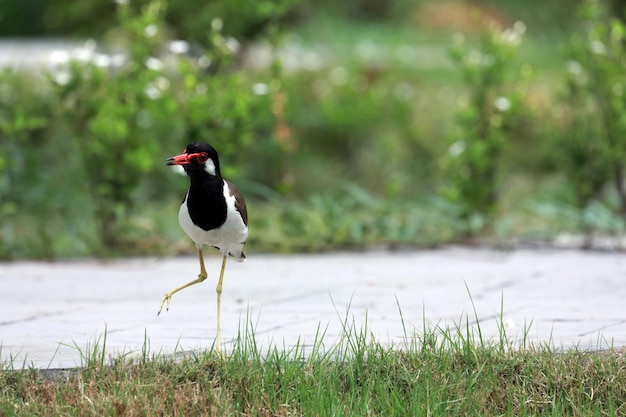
[166,153,190,166]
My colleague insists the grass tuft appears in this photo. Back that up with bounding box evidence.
[2,311,626,416]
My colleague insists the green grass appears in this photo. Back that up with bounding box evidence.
[2,311,626,416]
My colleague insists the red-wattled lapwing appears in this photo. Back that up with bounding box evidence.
[158,141,248,352]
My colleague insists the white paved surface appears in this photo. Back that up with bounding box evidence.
[1,248,626,369]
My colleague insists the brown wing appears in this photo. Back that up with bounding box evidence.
[226,180,248,226]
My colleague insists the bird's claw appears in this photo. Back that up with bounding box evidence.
[157,294,172,316]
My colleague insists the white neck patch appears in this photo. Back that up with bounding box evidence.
[204,159,217,176]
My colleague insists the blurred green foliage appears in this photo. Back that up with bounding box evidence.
[0,0,276,257]
[249,183,462,251]
[558,0,626,209]
[2,0,626,258]
[443,22,527,233]
[0,69,51,256]
[283,62,427,197]
[50,2,175,250]
[1,0,298,44]
[0,0,586,38]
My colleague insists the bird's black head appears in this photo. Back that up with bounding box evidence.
[166,142,221,177]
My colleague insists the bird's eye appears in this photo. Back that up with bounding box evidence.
[198,152,209,163]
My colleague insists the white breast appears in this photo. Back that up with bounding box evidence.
[179,181,248,261]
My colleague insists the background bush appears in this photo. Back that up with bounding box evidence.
[2,0,626,258]
[558,0,626,212]
[443,21,527,233]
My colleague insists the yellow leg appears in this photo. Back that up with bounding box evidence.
[215,255,228,353]
[157,248,208,315]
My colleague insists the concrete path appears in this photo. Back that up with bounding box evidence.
[1,248,626,369]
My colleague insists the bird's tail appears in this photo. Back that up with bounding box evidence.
[228,249,246,262]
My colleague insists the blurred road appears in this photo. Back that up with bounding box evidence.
[0,39,83,69]
[1,247,626,369]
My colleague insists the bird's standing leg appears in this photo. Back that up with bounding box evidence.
[157,247,208,315]
[215,255,228,353]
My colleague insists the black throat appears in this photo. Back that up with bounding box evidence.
[186,173,227,231]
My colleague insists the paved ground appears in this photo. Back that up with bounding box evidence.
[1,247,626,369]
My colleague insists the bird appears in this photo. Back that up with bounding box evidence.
[158,141,248,352]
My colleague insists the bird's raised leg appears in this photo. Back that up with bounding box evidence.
[158,247,207,315]
[215,255,228,353]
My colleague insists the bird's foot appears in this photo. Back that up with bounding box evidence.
[157,293,172,316]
